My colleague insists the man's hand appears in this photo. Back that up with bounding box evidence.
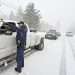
[18,40,20,44]
[17,40,21,48]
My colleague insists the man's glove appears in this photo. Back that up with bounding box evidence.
[17,40,21,47]
[18,40,20,44]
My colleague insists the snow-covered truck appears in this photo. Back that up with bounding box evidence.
[0,20,44,66]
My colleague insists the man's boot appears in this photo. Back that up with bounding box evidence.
[15,67,22,73]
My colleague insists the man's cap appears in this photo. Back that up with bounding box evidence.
[18,21,24,24]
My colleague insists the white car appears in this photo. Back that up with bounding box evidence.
[0,20,44,65]
[66,32,73,37]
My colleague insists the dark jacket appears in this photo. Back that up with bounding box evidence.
[16,25,27,48]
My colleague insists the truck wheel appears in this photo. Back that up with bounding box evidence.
[35,38,44,50]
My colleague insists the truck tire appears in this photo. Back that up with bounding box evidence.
[35,38,44,50]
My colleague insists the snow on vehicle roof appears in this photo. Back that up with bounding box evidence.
[3,20,17,23]
[3,20,28,25]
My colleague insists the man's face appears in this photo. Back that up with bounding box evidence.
[18,24,23,27]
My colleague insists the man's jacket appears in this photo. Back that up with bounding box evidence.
[16,25,27,48]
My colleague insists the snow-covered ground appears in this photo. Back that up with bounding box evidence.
[1,35,75,75]
[63,36,75,75]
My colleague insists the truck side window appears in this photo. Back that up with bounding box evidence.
[2,22,16,32]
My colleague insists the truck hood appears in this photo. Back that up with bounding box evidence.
[36,31,46,38]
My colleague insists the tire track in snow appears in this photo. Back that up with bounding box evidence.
[59,36,66,75]
[64,37,75,75]
[67,37,75,59]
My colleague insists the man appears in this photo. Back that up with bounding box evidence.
[15,21,27,73]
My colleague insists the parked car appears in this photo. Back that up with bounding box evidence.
[66,32,73,37]
[0,20,44,66]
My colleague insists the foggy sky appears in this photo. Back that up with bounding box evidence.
[0,0,75,32]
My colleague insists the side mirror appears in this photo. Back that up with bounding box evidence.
[30,29,37,32]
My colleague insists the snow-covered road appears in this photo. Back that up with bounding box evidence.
[65,36,75,75]
[0,35,75,75]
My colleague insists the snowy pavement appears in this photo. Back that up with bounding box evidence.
[65,36,75,75]
[0,36,75,75]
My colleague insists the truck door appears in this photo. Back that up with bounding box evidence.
[25,24,31,49]
[30,29,37,47]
